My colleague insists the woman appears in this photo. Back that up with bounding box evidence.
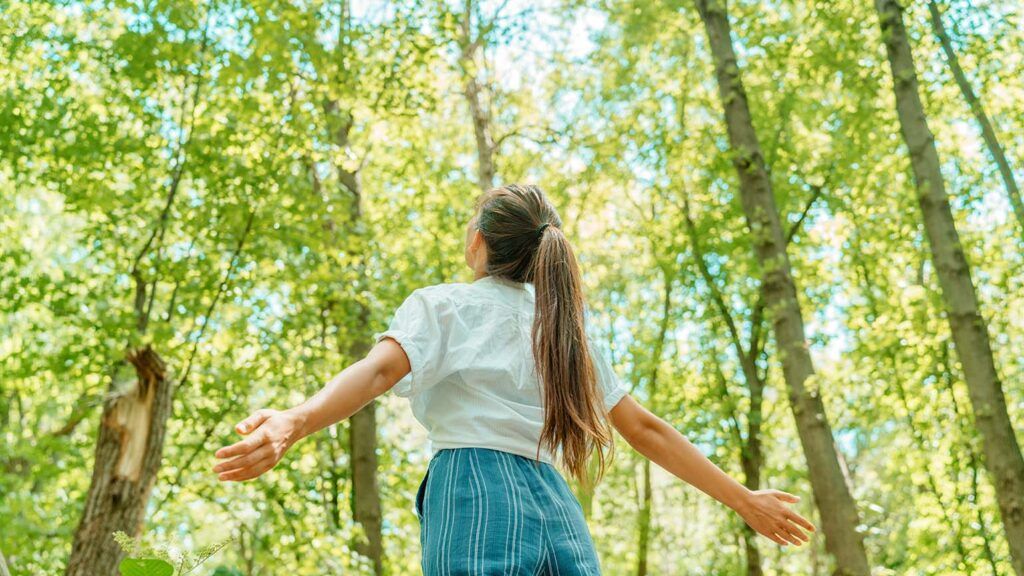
[213,184,815,574]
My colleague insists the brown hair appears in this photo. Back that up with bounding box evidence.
[472,184,614,484]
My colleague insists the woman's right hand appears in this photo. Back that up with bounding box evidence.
[213,409,305,482]
[736,489,816,547]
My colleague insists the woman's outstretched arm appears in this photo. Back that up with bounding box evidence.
[608,394,816,547]
[212,338,411,482]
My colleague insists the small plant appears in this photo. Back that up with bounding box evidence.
[113,531,234,576]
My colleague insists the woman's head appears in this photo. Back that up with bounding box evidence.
[465,184,560,280]
[466,184,614,484]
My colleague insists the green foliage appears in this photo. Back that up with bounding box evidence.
[1,0,1021,574]
[118,559,174,576]
[113,528,233,573]
[113,530,233,576]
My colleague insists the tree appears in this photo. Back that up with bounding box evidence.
[456,0,497,192]
[692,1,872,573]
[926,0,1023,242]
[66,8,222,573]
[873,1,1024,572]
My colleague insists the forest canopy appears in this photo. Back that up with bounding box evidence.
[1,0,1022,574]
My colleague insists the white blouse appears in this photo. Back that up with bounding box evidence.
[372,274,630,464]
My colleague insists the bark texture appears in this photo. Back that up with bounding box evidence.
[348,401,382,574]
[693,1,871,573]
[327,107,384,572]
[738,362,766,576]
[459,0,496,192]
[848,225,979,571]
[636,459,653,576]
[635,272,673,576]
[875,2,1024,572]
[348,338,383,576]
[683,195,770,576]
[927,0,1024,241]
[66,347,172,576]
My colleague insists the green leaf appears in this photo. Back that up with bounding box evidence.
[118,558,175,576]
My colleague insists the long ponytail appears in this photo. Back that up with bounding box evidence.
[473,184,614,484]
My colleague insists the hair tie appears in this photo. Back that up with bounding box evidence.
[536,222,551,237]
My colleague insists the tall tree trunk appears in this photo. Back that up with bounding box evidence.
[66,348,172,576]
[347,322,383,576]
[636,458,653,576]
[682,192,785,576]
[459,0,496,192]
[874,2,1024,573]
[324,100,384,573]
[635,270,673,576]
[939,339,1002,576]
[322,4,384,567]
[349,402,382,574]
[848,223,977,571]
[683,183,821,576]
[738,359,765,576]
[692,1,871,573]
[927,0,1024,240]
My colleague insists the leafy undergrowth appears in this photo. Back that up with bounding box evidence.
[113,531,234,576]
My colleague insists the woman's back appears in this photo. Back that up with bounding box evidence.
[373,274,628,464]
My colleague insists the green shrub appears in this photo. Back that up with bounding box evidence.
[112,531,233,576]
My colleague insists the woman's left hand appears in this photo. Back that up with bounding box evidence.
[735,489,816,547]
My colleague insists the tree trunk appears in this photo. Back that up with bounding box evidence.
[459,0,496,192]
[65,206,254,575]
[66,347,172,576]
[636,458,652,576]
[325,100,384,573]
[927,0,1024,241]
[343,186,384,575]
[347,307,383,575]
[940,341,1002,576]
[682,194,775,576]
[874,2,1024,573]
[349,400,383,575]
[635,271,672,576]
[692,1,871,573]
[739,357,765,576]
[346,189,384,576]
[848,224,977,570]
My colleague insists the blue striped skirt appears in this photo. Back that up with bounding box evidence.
[414,447,603,575]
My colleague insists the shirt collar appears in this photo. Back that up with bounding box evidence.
[475,274,533,293]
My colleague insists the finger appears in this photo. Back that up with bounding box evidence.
[782,528,806,545]
[761,529,788,547]
[218,455,274,482]
[236,410,272,435]
[222,457,274,479]
[213,443,273,475]
[781,520,810,543]
[215,432,266,460]
[218,455,276,482]
[776,525,803,546]
[778,522,811,545]
[772,489,800,503]
[786,510,816,533]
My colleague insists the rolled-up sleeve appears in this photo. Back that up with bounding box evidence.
[587,333,629,411]
[372,288,451,398]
